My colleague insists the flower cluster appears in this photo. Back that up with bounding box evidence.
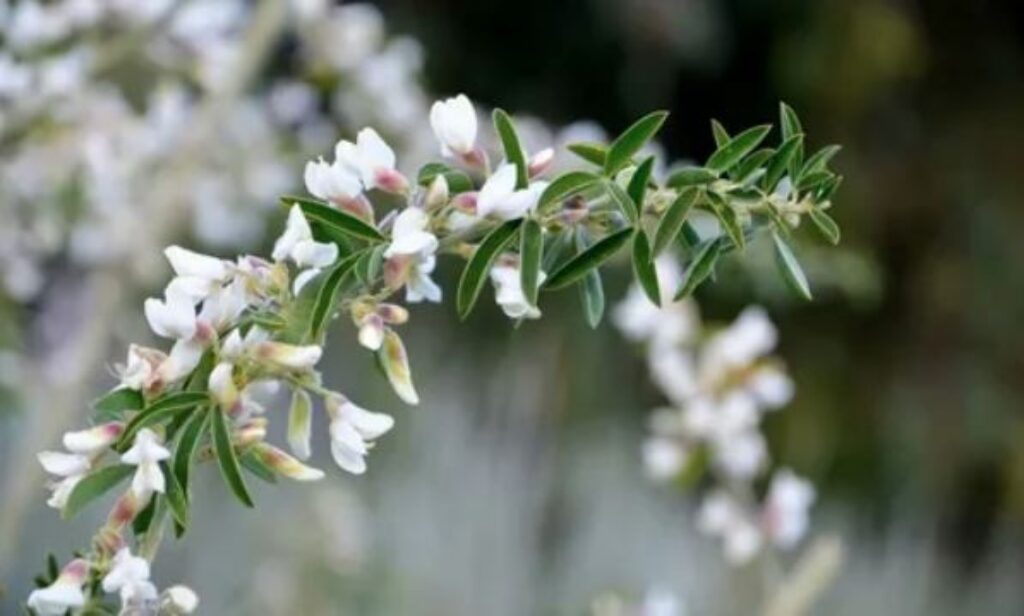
[28,87,841,610]
[614,258,815,565]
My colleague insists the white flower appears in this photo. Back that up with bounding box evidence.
[704,306,777,370]
[304,157,362,202]
[208,362,239,410]
[761,469,815,549]
[476,163,548,220]
[489,261,545,320]
[164,246,230,284]
[121,428,171,499]
[102,547,157,605]
[27,559,88,615]
[197,278,249,333]
[120,344,165,391]
[697,491,763,565]
[144,288,197,340]
[154,339,205,385]
[429,94,477,157]
[62,422,124,456]
[272,205,339,294]
[357,313,385,351]
[642,436,687,481]
[613,257,697,347]
[327,395,394,474]
[37,450,90,510]
[163,585,200,614]
[336,128,406,193]
[384,207,438,259]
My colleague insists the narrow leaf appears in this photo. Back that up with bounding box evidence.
[309,250,363,340]
[604,111,668,175]
[519,218,543,306]
[653,187,699,255]
[779,102,803,140]
[544,227,633,290]
[493,108,528,188]
[605,181,639,223]
[416,163,473,194]
[674,240,720,299]
[711,120,730,147]
[706,125,772,173]
[117,392,208,451]
[627,156,655,208]
[211,408,254,508]
[567,142,608,167]
[173,409,209,496]
[537,171,600,212]
[801,144,841,177]
[707,192,746,250]
[666,166,717,189]
[281,196,384,242]
[62,465,134,520]
[808,208,841,245]
[631,231,660,305]
[575,231,606,328]
[763,135,803,191]
[772,231,812,300]
[240,452,278,484]
[162,462,189,533]
[93,388,143,421]
[456,219,523,319]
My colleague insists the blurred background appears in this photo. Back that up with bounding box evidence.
[2,0,1023,613]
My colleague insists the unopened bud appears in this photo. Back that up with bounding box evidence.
[336,194,375,224]
[252,443,324,481]
[235,417,268,447]
[357,313,386,351]
[379,329,419,405]
[208,362,239,411]
[62,422,124,456]
[162,585,199,614]
[254,342,323,371]
[375,168,410,195]
[287,388,313,460]
[528,147,555,177]
[452,192,478,214]
[377,303,409,325]
[424,174,449,210]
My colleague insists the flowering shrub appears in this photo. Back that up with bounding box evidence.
[27,94,842,613]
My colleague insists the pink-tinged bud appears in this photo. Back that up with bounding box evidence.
[424,174,450,211]
[193,321,217,346]
[374,168,410,195]
[528,147,555,177]
[377,303,409,325]
[235,417,268,447]
[94,526,125,556]
[383,255,413,291]
[452,192,478,214]
[335,193,376,224]
[460,147,488,170]
[208,362,239,412]
[62,422,125,456]
[357,313,385,351]
[379,329,419,405]
[287,389,313,460]
[252,443,324,481]
[107,490,145,529]
[254,342,323,371]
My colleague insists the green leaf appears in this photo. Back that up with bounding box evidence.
[132,495,158,537]
[93,388,143,421]
[309,250,363,341]
[808,208,841,245]
[493,108,529,188]
[666,166,717,189]
[801,144,841,177]
[519,218,543,307]
[62,464,134,520]
[604,111,668,175]
[653,187,699,256]
[211,408,254,508]
[605,180,639,223]
[631,231,660,305]
[537,171,600,212]
[707,192,745,250]
[541,229,574,273]
[763,135,803,191]
[674,240,720,299]
[544,227,633,290]
[797,170,832,193]
[574,231,606,328]
[117,391,209,451]
[567,141,608,167]
[733,148,774,183]
[162,462,189,533]
[780,102,802,138]
[711,119,730,147]
[173,409,208,497]
[627,156,655,208]
[772,231,812,300]
[706,125,772,173]
[456,219,523,319]
[416,162,474,193]
[816,174,843,201]
[245,311,288,331]
[281,195,384,242]
[240,451,278,484]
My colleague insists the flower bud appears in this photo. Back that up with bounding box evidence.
[162,585,200,614]
[377,303,409,325]
[254,341,323,371]
[528,147,555,177]
[62,422,124,456]
[379,329,419,405]
[235,418,268,447]
[374,168,410,195]
[106,489,146,529]
[424,174,449,210]
[452,191,478,214]
[357,313,385,351]
[287,388,313,460]
[252,443,324,481]
[208,362,239,411]
[336,193,375,224]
